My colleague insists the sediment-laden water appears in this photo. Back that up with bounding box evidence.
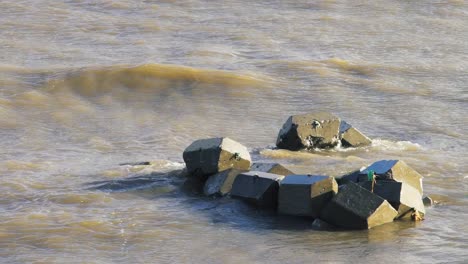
[1,1,467,263]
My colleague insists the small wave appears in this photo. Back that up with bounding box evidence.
[100,160,185,178]
[45,63,270,97]
[260,148,342,160]
[0,160,49,172]
[370,139,422,151]
[258,139,422,159]
[321,58,376,77]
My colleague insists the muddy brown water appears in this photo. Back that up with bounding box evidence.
[1,1,467,263]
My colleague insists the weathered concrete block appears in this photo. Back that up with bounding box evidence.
[339,121,372,148]
[320,182,398,229]
[358,181,425,218]
[203,168,246,197]
[230,171,285,209]
[361,160,423,195]
[250,162,294,176]
[276,112,341,150]
[183,137,251,178]
[278,175,338,218]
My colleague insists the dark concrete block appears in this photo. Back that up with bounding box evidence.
[276,112,341,150]
[422,196,434,207]
[203,169,246,197]
[251,162,294,176]
[361,160,423,194]
[339,121,372,148]
[119,161,151,166]
[311,218,336,230]
[230,171,285,209]
[278,175,338,218]
[336,169,362,185]
[183,137,251,178]
[320,182,397,229]
[358,181,425,218]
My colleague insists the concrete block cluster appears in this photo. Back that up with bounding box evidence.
[181,116,430,230]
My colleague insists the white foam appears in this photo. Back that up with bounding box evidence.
[370,139,422,151]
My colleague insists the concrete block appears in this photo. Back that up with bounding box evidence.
[203,169,246,197]
[276,112,341,150]
[278,175,338,218]
[311,218,336,230]
[358,181,425,218]
[320,182,398,229]
[422,195,434,206]
[361,160,423,195]
[339,121,372,148]
[230,171,285,209]
[119,161,151,166]
[336,169,362,185]
[183,137,251,178]
[250,162,294,176]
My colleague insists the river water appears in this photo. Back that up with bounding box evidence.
[1,1,467,263]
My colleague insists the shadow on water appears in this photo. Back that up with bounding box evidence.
[84,168,316,231]
[84,168,419,235]
[84,169,186,193]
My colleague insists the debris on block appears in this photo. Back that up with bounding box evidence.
[361,160,423,195]
[276,112,341,150]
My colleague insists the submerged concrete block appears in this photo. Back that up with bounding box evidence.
[230,171,284,209]
[361,160,423,195]
[358,181,425,218]
[339,121,372,148]
[422,196,434,207]
[203,169,246,197]
[278,175,338,218]
[250,162,294,176]
[183,137,251,178]
[311,218,336,230]
[336,169,363,185]
[320,182,398,229]
[276,112,341,150]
